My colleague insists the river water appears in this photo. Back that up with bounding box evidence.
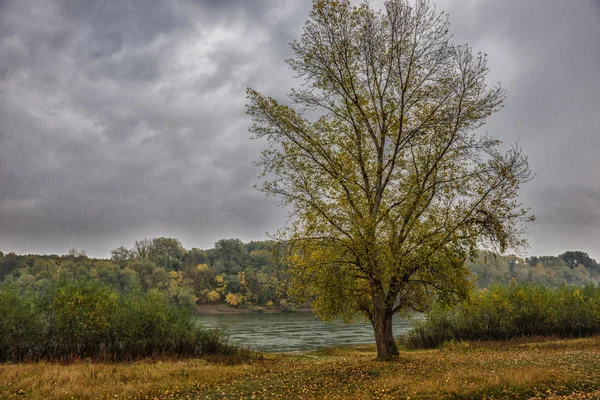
[197,312,420,352]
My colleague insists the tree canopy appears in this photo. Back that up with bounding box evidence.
[247,0,533,358]
[559,251,596,269]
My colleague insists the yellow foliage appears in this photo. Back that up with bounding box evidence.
[206,290,220,303]
[168,271,183,284]
[225,292,242,307]
[238,271,247,286]
[214,274,227,293]
[197,263,210,272]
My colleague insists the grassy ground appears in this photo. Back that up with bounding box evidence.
[1,336,600,399]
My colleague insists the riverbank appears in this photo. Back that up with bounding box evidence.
[2,336,600,399]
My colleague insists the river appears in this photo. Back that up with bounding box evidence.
[197,312,420,352]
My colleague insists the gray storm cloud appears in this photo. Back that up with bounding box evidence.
[0,0,599,258]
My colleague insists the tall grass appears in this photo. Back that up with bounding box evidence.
[0,280,237,362]
[406,283,600,349]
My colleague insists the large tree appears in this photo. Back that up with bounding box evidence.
[558,251,597,270]
[148,237,185,271]
[247,0,533,358]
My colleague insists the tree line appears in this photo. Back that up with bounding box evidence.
[0,238,292,311]
[468,250,600,288]
[1,240,598,312]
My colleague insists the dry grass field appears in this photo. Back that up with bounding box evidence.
[1,336,600,399]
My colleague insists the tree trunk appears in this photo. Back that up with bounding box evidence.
[372,306,399,359]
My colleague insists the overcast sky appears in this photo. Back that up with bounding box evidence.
[1,0,599,258]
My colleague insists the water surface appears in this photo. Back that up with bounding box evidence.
[197,312,420,352]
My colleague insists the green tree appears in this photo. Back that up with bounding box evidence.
[66,248,87,258]
[148,237,185,271]
[0,252,19,280]
[49,280,118,358]
[111,246,132,267]
[247,0,533,358]
[183,263,215,302]
[526,256,539,267]
[559,251,596,270]
[129,259,169,291]
[183,247,209,268]
[212,238,248,275]
[132,238,152,260]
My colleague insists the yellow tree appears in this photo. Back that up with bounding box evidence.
[247,0,533,358]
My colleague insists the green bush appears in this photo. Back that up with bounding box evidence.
[0,283,46,361]
[406,283,600,349]
[0,280,236,362]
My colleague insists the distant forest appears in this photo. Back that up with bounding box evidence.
[1,239,599,310]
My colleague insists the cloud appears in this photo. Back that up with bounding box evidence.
[534,185,600,227]
[0,0,598,258]
[0,0,303,255]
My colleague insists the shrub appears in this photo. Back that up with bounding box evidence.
[0,280,238,362]
[225,292,242,306]
[405,283,600,349]
[206,289,221,302]
[0,282,45,361]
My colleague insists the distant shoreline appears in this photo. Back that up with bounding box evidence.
[196,304,312,314]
